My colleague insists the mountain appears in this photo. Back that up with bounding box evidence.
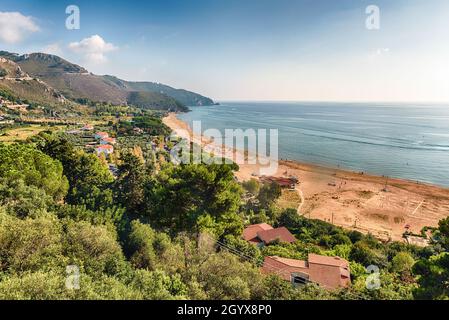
[0,56,78,112]
[103,75,215,107]
[0,51,215,111]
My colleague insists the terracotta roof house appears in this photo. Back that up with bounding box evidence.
[95,144,114,156]
[243,223,296,246]
[243,223,273,244]
[100,137,117,145]
[94,132,109,140]
[262,254,351,290]
[260,176,298,189]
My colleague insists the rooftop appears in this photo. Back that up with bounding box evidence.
[242,223,273,242]
[268,256,308,268]
[308,253,349,269]
[257,227,296,244]
[96,144,114,150]
[101,137,116,143]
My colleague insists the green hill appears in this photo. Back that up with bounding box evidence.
[103,75,215,107]
[0,56,83,114]
[0,51,214,111]
[127,91,186,111]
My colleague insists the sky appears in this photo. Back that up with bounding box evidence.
[0,0,448,102]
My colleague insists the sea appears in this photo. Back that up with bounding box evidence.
[178,101,449,188]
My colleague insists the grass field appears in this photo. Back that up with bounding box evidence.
[0,125,66,143]
[276,189,302,210]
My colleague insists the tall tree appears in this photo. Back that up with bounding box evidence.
[114,153,148,215]
[37,134,114,210]
[146,163,242,236]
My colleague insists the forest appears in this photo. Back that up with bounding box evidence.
[0,127,448,300]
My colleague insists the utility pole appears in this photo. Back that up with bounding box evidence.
[383,177,389,192]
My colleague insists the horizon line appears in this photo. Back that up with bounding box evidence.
[215,99,449,105]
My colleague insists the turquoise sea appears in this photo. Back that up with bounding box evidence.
[179,102,449,187]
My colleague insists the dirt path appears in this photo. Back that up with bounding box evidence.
[296,187,305,215]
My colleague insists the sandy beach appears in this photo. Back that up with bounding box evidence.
[164,113,449,242]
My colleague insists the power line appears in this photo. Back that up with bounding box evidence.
[200,233,369,300]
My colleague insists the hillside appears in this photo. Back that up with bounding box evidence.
[0,57,83,114]
[127,91,185,111]
[104,75,215,106]
[0,51,214,110]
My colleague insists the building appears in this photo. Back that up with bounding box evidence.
[95,144,114,156]
[262,254,351,290]
[100,137,117,145]
[94,132,109,140]
[260,176,298,189]
[243,223,296,246]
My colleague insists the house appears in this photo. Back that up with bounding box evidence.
[100,137,117,145]
[260,176,298,189]
[262,254,351,290]
[243,223,296,246]
[94,132,109,140]
[95,144,114,156]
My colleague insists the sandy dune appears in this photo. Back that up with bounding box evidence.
[164,113,449,242]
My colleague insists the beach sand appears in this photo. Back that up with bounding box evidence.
[164,113,449,242]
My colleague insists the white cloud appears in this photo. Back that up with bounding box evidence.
[68,35,118,63]
[42,43,63,56]
[0,11,39,44]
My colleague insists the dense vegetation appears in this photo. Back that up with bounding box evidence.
[0,131,448,300]
[127,91,187,112]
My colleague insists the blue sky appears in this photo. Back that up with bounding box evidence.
[1,0,448,102]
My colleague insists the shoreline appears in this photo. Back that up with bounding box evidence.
[163,112,449,242]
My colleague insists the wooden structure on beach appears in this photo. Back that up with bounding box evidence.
[260,176,298,189]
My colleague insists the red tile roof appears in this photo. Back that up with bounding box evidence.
[268,256,308,268]
[257,227,296,244]
[243,223,273,242]
[308,254,349,268]
[101,137,116,143]
[96,145,114,150]
[95,132,109,138]
[262,254,351,289]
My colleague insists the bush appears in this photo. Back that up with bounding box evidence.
[63,219,127,277]
[0,211,66,273]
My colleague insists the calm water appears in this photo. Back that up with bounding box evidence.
[179,102,449,187]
